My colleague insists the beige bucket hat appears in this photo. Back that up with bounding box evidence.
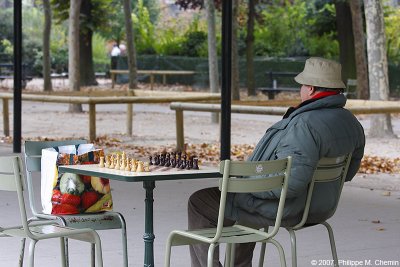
[294,57,346,89]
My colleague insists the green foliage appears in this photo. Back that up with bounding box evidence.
[385,5,400,64]
[92,33,109,72]
[132,0,157,54]
[253,0,338,58]
[180,31,207,57]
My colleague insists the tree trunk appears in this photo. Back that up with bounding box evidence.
[231,0,240,101]
[123,0,138,90]
[79,0,97,86]
[68,0,83,112]
[246,0,256,96]
[349,0,369,99]
[335,0,356,85]
[364,0,395,137]
[205,0,220,123]
[123,0,138,136]
[42,0,52,92]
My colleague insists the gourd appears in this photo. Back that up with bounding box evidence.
[60,173,85,195]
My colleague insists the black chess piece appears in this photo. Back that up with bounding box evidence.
[193,158,199,170]
[149,156,153,165]
[160,153,165,166]
[165,153,171,167]
[170,157,176,168]
[154,154,160,165]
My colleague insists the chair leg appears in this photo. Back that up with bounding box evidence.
[28,240,37,267]
[164,233,174,267]
[64,238,70,267]
[258,227,269,267]
[95,241,103,267]
[224,243,235,267]
[207,243,217,267]
[321,222,339,267]
[121,223,128,267]
[287,229,297,267]
[258,243,266,267]
[268,239,287,267]
[19,238,26,267]
[60,237,67,267]
[91,243,96,267]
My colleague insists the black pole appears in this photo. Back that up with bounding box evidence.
[220,0,232,160]
[13,0,22,153]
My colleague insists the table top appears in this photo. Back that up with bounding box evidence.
[58,164,221,182]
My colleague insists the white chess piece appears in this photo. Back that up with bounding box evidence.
[99,156,105,168]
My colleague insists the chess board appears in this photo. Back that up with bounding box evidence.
[59,164,220,183]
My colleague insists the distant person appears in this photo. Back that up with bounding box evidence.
[111,44,121,57]
[119,44,127,56]
[188,57,366,266]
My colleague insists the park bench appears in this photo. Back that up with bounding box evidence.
[110,69,196,90]
[257,71,299,99]
[0,63,32,88]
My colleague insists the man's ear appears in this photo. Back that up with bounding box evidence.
[309,86,316,96]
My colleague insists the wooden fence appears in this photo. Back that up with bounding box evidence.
[0,91,220,141]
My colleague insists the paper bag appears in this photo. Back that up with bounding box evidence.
[41,143,113,215]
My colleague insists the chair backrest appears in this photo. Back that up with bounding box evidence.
[23,140,87,215]
[293,153,352,229]
[216,157,292,241]
[0,156,31,237]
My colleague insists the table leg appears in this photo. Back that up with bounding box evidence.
[143,180,155,267]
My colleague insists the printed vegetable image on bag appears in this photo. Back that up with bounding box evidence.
[41,143,113,215]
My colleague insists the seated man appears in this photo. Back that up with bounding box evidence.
[188,57,366,266]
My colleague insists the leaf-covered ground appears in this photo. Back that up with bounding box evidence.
[1,135,398,174]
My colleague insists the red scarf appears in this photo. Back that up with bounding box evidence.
[311,90,339,100]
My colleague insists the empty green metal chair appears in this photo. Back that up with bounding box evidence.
[258,154,352,267]
[165,157,292,267]
[23,140,128,267]
[0,155,104,267]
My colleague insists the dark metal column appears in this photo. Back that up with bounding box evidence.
[13,0,22,153]
[143,180,155,267]
[220,0,232,160]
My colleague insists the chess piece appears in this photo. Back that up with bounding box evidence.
[120,156,126,169]
[149,156,153,165]
[137,161,144,172]
[115,155,120,170]
[144,162,150,172]
[170,157,176,168]
[160,154,165,166]
[154,154,160,165]
[124,158,130,171]
[164,153,171,167]
[99,156,105,168]
[109,155,115,169]
[193,158,199,170]
[130,159,137,172]
[105,155,110,168]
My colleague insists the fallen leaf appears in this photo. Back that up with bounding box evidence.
[371,220,381,224]
[382,191,391,196]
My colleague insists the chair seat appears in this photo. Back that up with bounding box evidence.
[171,225,273,246]
[3,224,98,243]
[51,211,124,230]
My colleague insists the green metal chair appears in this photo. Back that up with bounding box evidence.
[23,140,128,267]
[258,154,352,267]
[0,155,104,267]
[165,157,292,267]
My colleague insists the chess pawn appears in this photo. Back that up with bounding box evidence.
[144,162,150,172]
[193,158,199,170]
[109,155,115,169]
[170,157,176,168]
[120,156,126,169]
[130,159,137,172]
[105,155,110,168]
[137,161,144,172]
[154,154,160,165]
[115,155,120,170]
[124,158,130,171]
[149,156,153,165]
[99,156,105,168]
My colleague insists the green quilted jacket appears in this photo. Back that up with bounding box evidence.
[225,94,365,225]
